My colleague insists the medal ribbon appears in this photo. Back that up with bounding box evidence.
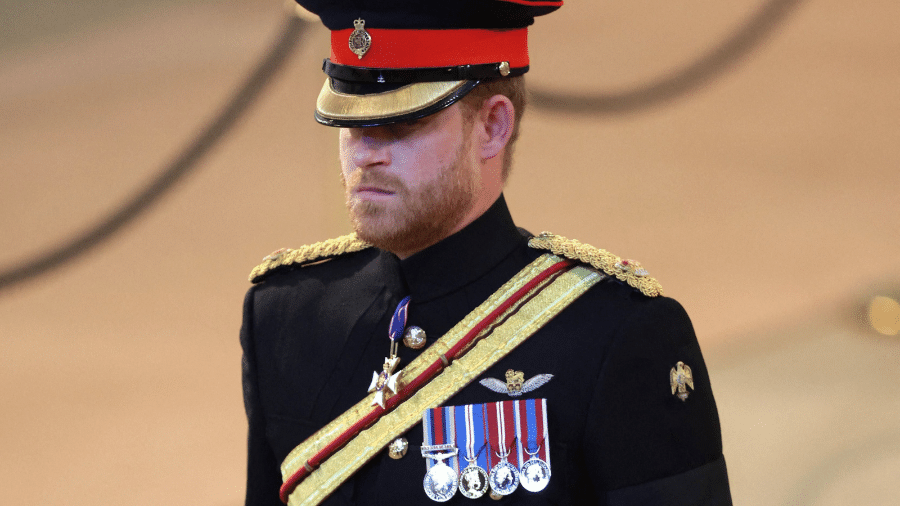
[485,401,520,468]
[422,408,434,469]
[501,400,519,468]
[423,406,458,472]
[453,404,488,471]
[517,398,550,465]
[513,400,524,467]
[389,296,411,343]
[482,402,495,471]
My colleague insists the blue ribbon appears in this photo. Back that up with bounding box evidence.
[389,296,411,342]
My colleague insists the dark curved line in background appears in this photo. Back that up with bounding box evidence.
[0,15,307,293]
[529,0,805,114]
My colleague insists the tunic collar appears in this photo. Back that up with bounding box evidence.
[394,194,524,302]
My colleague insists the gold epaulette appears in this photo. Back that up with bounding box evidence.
[248,233,372,283]
[527,232,664,297]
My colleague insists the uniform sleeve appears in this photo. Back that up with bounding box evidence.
[584,295,732,505]
[240,287,285,506]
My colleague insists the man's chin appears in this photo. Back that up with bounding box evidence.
[349,212,401,245]
[350,213,441,256]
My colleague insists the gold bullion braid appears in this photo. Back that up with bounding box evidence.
[249,233,372,283]
[528,232,664,297]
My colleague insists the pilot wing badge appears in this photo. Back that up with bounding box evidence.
[480,369,553,397]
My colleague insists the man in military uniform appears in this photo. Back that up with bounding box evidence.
[241,1,732,504]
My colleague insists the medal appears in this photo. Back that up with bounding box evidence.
[422,449,459,502]
[459,460,489,499]
[487,401,519,496]
[367,296,410,408]
[421,407,459,502]
[456,404,489,499]
[489,447,519,496]
[422,399,552,500]
[520,446,551,492]
[517,398,551,492]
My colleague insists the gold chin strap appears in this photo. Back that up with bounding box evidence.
[281,254,606,505]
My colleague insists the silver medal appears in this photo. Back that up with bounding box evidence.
[520,443,551,492]
[422,448,458,502]
[488,446,519,496]
[488,460,520,496]
[458,404,489,498]
[520,458,551,492]
[458,462,489,499]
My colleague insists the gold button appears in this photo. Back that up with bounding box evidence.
[490,489,503,500]
[388,437,408,459]
[498,61,511,77]
[403,326,426,349]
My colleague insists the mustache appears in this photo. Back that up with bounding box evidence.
[345,170,407,194]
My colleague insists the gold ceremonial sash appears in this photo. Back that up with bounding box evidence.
[281,254,606,505]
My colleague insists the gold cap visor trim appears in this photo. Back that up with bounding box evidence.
[315,78,470,125]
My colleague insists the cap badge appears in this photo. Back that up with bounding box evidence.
[479,370,553,397]
[348,18,371,59]
[670,361,694,401]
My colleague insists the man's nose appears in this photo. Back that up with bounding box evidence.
[352,130,392,169]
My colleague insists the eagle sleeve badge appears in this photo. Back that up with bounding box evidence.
[670,361,694,401]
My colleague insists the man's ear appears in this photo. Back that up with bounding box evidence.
[476,95,515,161]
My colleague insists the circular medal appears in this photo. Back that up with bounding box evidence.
[403,326,426,349]
[458,464,489,499]
[423,461,458,502]
[488,460,519,496]
[520,458,551,492]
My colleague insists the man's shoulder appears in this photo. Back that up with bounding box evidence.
[525,231,690,344]
[527,231,664,298]
[247,233,375,285]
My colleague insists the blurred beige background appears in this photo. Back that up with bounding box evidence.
[1,0,898,504]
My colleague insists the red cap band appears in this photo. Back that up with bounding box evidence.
[330,28,529,69]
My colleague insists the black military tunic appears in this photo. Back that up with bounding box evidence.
[241,195,731,505]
